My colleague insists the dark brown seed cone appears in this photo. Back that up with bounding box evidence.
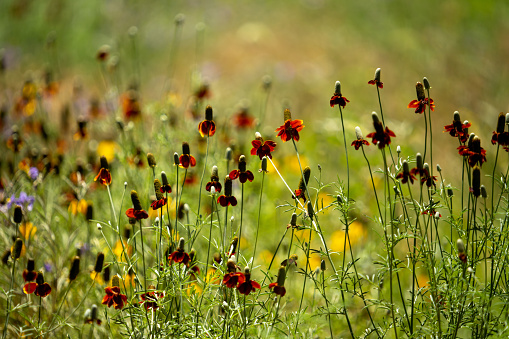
[69,256,80,281]
[130,190,143,211]
[94,252,104,273]
[416,82,425,101]
[147,153,156,168]
[100,156,109,170]
[205,105,213,121]
[154,179,164,200]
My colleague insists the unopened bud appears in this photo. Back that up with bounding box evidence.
[481,185,487,198]
[457,239,465,254]
[397,145,401,154]
[436,164,441,172]
[447,185,454,197]
[307,202,314,220]
[225,147,232,161]
[175,13,185,25]
[289,213,297,227]
[320,259,326,271]
[102,266,110,283]
[261,157,268,172]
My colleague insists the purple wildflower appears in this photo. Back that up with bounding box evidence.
[28,167,39,180]
[8,192,35,211]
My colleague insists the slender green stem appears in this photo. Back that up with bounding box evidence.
[250,169,266,269]
[3,259,17,339]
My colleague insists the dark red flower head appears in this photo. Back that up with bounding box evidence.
[229,155,254,184]
[198,105,216,137]
[491,112,509,150]
[237,267,261,295]
[330,81,349,108]
[444,111,471,143]
[396,160,416,184]
[179,142,197,168]
[368,68,383,88]
[160,171,172,193]
[407,82,435,114]
[251,132,276,160]
[169,238,190,266]
[140,285,163,310]
[459,135,487,168]
[33,272,51,297]
[275,109,304,142]
[233,106,255,128]
[366,112,396,149]
[206,165,222,193]
[94,156,112,186]
[102,286,128,310]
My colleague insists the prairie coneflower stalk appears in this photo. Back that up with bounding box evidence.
[329,81,349,108]
[368,68,383,88]
[217,176,237,207]
[237,267,260,295]
[94,156,112,186]
[169,238,190,266]
[269,266,286,297]
[102,276,128,310]
[351,126,370,150]
[222,259,245,288]
[125,190,149,220]
[275,109,304,142]
[179,142,196,169]
[444,111,471,143]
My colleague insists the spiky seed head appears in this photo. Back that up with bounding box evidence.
[173,152,179,166]
[36,271,45,284]
[225,176,233,196]
[103,266,110,283]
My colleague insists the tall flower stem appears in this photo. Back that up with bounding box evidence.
[237,183,245,260]
[337,106,350,200]
[195,134,210,229]
[47,281,73,332]
[2,259,17,339]
[139,220,148,293]
[107,185,118,227]
[250,168,266,269]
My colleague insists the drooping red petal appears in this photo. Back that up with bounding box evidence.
[23,282,37,294]
[229,170,240,180]
[34,283,52,297]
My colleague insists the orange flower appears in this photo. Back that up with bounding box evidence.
[179,142,197,169]
[198,105,216,137]
[251,132,276,160]
[102,286,127,310]
[94,156,111,186]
